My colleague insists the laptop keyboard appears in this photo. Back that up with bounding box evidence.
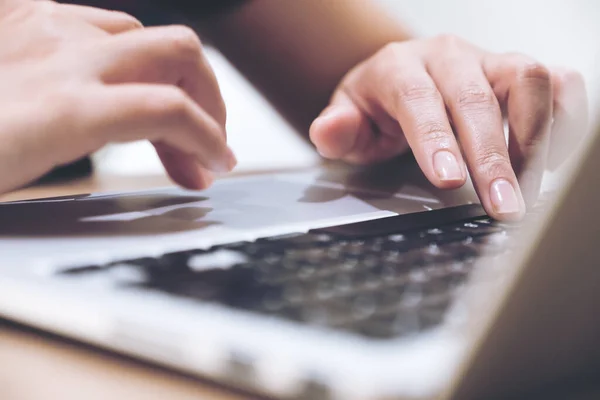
[57,204,518,340]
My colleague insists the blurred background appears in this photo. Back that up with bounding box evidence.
[94,0,600,179]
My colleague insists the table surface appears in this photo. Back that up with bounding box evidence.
[1,173,600,400]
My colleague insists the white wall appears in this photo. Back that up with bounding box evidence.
[96,1,600,176]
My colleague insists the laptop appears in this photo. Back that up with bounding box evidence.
[0,120,599,399]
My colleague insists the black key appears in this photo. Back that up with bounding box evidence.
[125,253,196,283]
[452,221,505,236]
[54,203,521,341]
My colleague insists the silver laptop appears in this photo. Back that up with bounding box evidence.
[0,117,599,399]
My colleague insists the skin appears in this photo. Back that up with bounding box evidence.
[199,0,588,220]
[0,0,589,221]
[0,0,235,194]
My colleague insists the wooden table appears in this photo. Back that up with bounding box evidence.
[1,173,600,400]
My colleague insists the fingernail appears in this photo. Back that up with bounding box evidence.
[225,146,237,171]
[200,170,214,188]
[433,150,463,181]
[490,179,521,215]
[188,168,214,189]
[213,147,237,173]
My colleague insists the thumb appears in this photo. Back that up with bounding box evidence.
[309,92,371,160]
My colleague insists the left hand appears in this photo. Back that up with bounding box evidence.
[310,34,588,220]
[0,1,233,194]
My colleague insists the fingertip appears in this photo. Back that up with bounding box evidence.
[155,143,215,190]
[169,165,214,190]
[432,177,467,191]
[487,178,527,222]
[310,106,361,159]
[488,208,526,223]
[430,150,467,190]
[210,145,237,174]
[194,169,214,189]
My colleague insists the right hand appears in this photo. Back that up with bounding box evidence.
[0,0,235,194]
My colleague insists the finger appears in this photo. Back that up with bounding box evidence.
[60,84,235,180]
[321,43,467,186]
[429,58,525,220]
[92,25,226,127]
[548,67,589,169]
[58,4,142,33]
[381,61,467,189]
[310,91,371,160]
[484,54,553,206]
[154,143,214,190]
[310,89,409,165]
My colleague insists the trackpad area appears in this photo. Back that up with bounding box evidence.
[0,171,446,264]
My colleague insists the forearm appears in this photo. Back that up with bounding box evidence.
[197,0,412,134]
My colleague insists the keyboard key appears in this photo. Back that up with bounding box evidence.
[54,206,515,341]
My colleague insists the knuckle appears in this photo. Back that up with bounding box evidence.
[456,84,497,112]
[395,82,440,107]
[166,25,203,59]
[380,41,407,58]
[517,61,552,86]
[433,33,465,50]
[474,147,510,176]
[153,87,192,120]
[20,1,67,50]
[500,54,552,87]
[415,121,451,144]
[113,11,143,29]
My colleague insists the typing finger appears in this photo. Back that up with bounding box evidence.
[429,57,525,220]
[68,85,235,183]
[376,58,467,188]
[154,143,214,190]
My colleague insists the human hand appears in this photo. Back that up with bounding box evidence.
[0,0,235,194]
[310,35,588,220]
